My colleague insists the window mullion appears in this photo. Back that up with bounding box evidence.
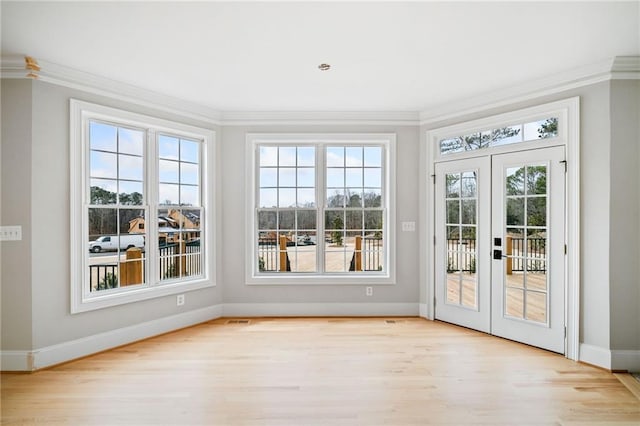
[317,143,325,274]
[147,129,158,286]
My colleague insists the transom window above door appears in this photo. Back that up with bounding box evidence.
[439,117,558,156]
[429,99,575,162]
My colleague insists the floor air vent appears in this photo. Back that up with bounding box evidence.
[227,319,251,324]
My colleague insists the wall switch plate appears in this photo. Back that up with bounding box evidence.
[401,222,416,232]
[0,226,22,241]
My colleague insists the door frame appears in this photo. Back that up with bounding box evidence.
[421,97,580,360]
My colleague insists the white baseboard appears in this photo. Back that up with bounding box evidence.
[1,350,33,371]
[222,302,419,318]
[611,349,640,372]
[419,303,431,319]
[1,305,223,372]
[579,344,640,371]
[579,343,612,370]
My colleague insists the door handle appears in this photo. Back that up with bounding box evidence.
[493,249,510,260]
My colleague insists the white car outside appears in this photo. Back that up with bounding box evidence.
[89,234,145,253]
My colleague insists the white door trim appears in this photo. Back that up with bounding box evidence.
[422,97,580,360]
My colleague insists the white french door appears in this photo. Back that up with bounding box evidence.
[435,146,566,353]
[434,157,491,333]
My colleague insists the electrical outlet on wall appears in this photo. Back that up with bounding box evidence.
[177,294,185,306]
[366,286,373,296]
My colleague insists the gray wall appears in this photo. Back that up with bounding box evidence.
[220,125,420,304]
[1,79,222,352]
[1,80,33,351]
[609,79,640,351]
[2,76,638,363]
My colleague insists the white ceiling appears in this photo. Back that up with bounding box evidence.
[2,1,639,113]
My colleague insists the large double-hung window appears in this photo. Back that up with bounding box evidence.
[247,134,396,284]
[70,100,215,312]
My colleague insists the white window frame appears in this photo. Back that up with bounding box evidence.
[70,99,216,313]
[245,133,396,285]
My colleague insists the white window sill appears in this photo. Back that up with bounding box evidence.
[245,273,396,286]
[72,278,215,313]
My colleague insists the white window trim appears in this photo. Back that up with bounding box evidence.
[245,133,396,285]
[70,99,216,313]
[421,97,580,360]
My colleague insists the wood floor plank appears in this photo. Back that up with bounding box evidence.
[2,318,639,425]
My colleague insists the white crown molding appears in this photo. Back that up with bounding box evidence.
[220,110,421,126]
[0,56,26,79]
[3,55,637,127]
[611,56,640,78]
[1,55,223,126]
[419,56,640,126]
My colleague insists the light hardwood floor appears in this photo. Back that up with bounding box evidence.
[2,318,639,425]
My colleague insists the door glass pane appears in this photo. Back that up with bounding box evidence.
[461,276,477,309]
[505,287,524,319]
[444,170,477,309]
[461,200,476,224]
[447,225,460,240]
[447,277,460,303]
[506,198,525,226]
[526,291,547,323]
[506,167,525,195]
[447,251,461,304]
[527,197,546,226]
[526,228,547,292]
[461,172,477,197]
[526,165,547,195]
[446,173,460,198]
[446,200,459,223]
[461,226,476,240]
[504,164,549,324]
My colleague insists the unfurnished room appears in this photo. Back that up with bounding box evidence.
[1,1,639,424]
